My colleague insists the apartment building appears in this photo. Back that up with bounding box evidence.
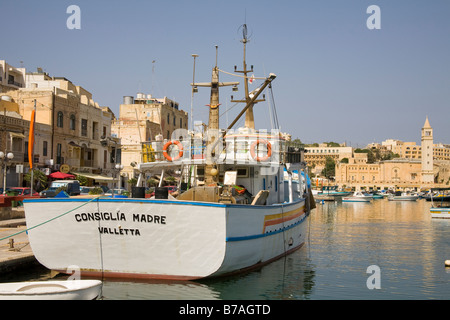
[0,60,26,93]
[304,144,352,175]
[4,69,118,187]
[380,138,450,161]
[112,93,188,180]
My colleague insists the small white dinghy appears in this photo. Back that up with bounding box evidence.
[0,280,102,300]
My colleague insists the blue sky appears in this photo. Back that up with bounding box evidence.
[2,0,450,147]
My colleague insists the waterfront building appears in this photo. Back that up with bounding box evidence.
[3,68,118,188]
[379,133,450,161]
[336,117,448,191]
[0,60,26,93]
[112,93,188,181]
[304,144,352,176]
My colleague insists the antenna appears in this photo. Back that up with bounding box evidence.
[238,23,252,44]
[151,60,156,97]
[242,24,248,42]
[215,45,218,67]
[190,54,199,130]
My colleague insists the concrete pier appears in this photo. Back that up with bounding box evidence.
[0,208,39,274]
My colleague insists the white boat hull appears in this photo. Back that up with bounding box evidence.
[430,207,450,219]
[342,197,371,202]
[0,280,102,300]
[24,198,309,280]
[388,196,418,201]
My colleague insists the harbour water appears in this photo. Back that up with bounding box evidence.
[1,198,449,300]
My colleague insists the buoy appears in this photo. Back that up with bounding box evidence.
[445,260,450,267]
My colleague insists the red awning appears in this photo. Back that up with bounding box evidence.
[49,172,76,179]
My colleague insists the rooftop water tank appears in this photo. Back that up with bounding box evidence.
[123,96,134,104]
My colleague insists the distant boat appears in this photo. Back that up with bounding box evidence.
[0,280,102,300]
[387,191,418,201]
[342,192,372,202]
[313,186,351,201]
[429,187,450,219]
[424,191,450,202]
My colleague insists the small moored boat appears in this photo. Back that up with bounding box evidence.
[0,280,102,300]
[313,186,351,201]
[342,192,372,202]
[430,187,450,219]
[387,191,418,201]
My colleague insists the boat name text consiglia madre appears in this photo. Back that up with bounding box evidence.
[75,211,167,236]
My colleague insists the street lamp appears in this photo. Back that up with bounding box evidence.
[0,151,14,195]
[113,163,124,197]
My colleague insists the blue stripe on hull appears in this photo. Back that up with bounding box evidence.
[226,212,309,242]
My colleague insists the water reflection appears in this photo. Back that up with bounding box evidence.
[97,247,317,300]
[2,199,449,299]
[309,199,450,299]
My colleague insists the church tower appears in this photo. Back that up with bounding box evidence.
[421,116,434,184]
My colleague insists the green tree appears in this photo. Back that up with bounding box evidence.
[24,169,48,192]
[165,176,177,185]
[324,142,340,147]
[75,174,88,186]
[321,157,336,179]
[128,178,137,187]
[146,178,158,187]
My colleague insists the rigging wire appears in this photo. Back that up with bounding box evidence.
[0,196,102,242]
[268,84,280,130]
[96,199,105,299]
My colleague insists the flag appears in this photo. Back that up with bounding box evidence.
[28,109,35,169]
[248,74,255,84]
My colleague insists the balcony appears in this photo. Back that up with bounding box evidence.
[7,80,23,88]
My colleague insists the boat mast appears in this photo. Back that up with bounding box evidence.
[191,45,239,184]
[232,24,265,130]
[208,46,220,131]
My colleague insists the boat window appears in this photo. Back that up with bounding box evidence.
[196,168,205,176]
[236,168,248,177]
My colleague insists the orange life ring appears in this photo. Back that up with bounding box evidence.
[163,140,183,161]
[250,139,272,162]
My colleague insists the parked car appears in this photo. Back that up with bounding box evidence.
[166,186,177,193]
[8,187,40,197]
[104,188,128,196]
[40,180,81,197]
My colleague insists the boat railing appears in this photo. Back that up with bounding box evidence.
[141,132,305,166]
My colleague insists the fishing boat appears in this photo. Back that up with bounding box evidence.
[424,190,450,202]
[313,186,351,201]
[387,191,418,201]
[23,27,314,280]
[429,187,450,219]
[342,192,372,202]
[0,280,102,300]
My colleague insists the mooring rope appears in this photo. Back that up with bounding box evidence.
[0,196,102,242]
